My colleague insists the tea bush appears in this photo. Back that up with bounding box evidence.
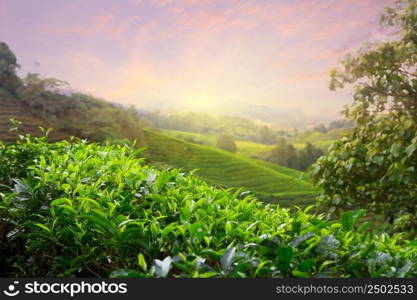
[0,135,416,277]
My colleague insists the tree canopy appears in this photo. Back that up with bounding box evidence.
[217,135,237,153]
[329,0,417,123]
[312,0,417,233]
[0,42,21,94]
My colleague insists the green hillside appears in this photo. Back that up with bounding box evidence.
[143,129,317,205]
[163,129,217,146]
[0,95,68,142]
[0,95,317,206]
[163,129,275,157]
[235,140,274,157]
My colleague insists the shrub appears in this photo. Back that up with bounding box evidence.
[217,135,237,153]
[311,114,417,232]
[0,135,416,277]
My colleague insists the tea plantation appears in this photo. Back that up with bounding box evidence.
[1,135,416,277]
[143,130,316,205]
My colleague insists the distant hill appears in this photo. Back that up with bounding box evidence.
[289,128,350,150]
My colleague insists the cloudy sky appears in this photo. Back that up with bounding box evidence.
[0,0,394,118]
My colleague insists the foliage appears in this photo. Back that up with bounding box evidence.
[0,42,21,95]
[270,140,299,169]
[1,135,416,278]
[313,124,328,134]
[329,0,417,122]
[313,120,354,134]
[312,0,417,233]
[19,73,69,118]
[142,130,315,204]
[0,41,146,146]
[328,120,355,131]
[143,111,279,144]
[217,135,237,153]
[289,128,348,151]
[312,114,417,231]
[298,143,324,171]
[269,140,323,171]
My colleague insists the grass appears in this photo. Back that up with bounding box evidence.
[143,130,317,206]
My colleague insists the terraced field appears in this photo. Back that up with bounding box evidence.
[163,129,217,146]
[0,96,69,142]
[164,129,275,157]
[235,140,274,157]
[143,130,317,205]
[0,96,48,141]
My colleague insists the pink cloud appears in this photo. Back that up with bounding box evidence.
[283,71,329,83]
[44,13,139,38]
[94,14,114,30]
[173,9,233,33]
[5,0,395,116]
[110,16,140,35]
[314,32,374,60]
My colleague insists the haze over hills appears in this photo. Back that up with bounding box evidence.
[135,99,337,129]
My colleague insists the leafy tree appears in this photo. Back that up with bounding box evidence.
[20,73,68,118]
[311,0,417,231]
[328,119,355,130]
[217,135,237,153]
[314,124,328,134]
[276,136,287,147]
[0,41,21,94]
[298,143,324,171]
[270,139,299,169]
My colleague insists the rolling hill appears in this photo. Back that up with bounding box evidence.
[163,129,275,157]
[0,94,317,206]
[143,130,317,205]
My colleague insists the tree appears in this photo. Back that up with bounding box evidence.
[0,41,21,94]
[21,73,68,118]
[311,0,417,231]
[328,119,355,130]
[298,143,324,171]
[314,124,327,134]
[217,135,237,153]
[270,139,299,169]
[276,136,287,147]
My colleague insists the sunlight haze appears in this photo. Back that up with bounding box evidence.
[0,0,394,122]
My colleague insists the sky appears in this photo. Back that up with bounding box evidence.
[0,0,395,120]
